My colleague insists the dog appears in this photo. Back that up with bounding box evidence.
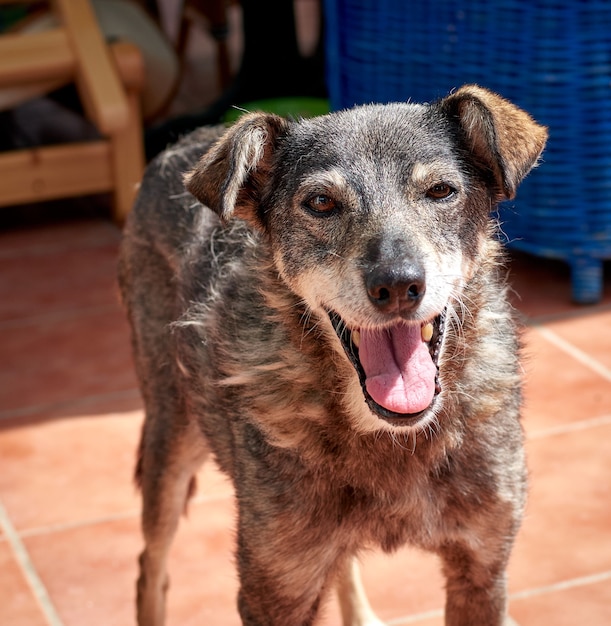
[118,85,547,626]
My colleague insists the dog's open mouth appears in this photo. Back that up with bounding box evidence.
[329,311,445,424]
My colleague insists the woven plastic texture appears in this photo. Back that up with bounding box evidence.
[324,0,611,303]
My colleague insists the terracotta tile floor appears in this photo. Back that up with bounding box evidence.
[4,1,611,621]
[0,215,610,626]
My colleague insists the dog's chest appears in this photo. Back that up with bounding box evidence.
[280,430,465,551]
[299,456,452,552]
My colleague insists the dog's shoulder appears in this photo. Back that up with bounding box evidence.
[123,126,230,258]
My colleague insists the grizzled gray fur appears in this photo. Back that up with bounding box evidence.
[118,85,547,626]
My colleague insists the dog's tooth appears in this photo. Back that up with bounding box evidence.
[352,329,361,348]
[421,322,434,342]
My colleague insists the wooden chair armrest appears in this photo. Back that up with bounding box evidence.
[0,29,73,87]
[110,41,146,93]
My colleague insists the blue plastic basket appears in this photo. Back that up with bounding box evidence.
[324,0,611,303]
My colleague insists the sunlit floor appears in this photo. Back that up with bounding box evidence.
[0,216,610,626]
[2,0,611,620]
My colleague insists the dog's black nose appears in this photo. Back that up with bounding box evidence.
[366,264,426,313]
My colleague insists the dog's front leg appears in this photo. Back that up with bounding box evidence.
[439,541,516,626]
[234,506,344,625]
[336,557,386,626]
[235,541,340,625]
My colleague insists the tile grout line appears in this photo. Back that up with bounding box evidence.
[0,228,121,260]
[510,569,611,601]
[527,413,611,440]
[534,324,611,382]
[16,491,234,539]
[0,498,65,626]
[386,570,611,624]
[0,388,142,421]
[17,509,141,540]
[0,302,122,331]
[524,302,611,326]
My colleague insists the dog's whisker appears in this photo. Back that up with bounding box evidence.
[452,388,479,403]
[386,428,417,454]
[409,429,418,453]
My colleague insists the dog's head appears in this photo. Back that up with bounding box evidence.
[185,85,547,431]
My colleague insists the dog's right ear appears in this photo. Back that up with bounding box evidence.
[184,112,290,226]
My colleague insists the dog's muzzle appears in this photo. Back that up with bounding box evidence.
[329,311,445,425]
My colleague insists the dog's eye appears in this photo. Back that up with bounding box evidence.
[426,183,455,200]
[304,194,338,215]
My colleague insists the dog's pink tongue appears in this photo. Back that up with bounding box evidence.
[359,324,436,414]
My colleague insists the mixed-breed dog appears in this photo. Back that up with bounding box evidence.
[118,85,548,625]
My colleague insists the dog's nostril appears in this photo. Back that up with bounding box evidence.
[376,287,391,303]
[406,280,426,301]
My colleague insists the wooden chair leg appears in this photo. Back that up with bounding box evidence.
[109,89,144,224]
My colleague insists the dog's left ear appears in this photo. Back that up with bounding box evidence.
[184,112,290,226]
[439,85,548,200]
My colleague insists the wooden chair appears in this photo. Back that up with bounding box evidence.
[0,0,146,224]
